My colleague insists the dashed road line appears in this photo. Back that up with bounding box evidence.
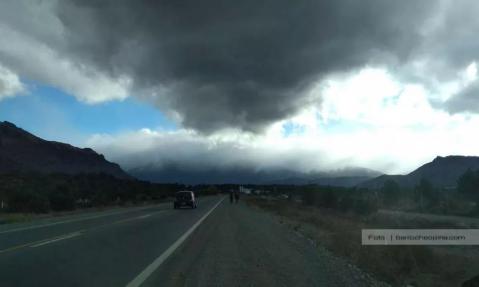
[0,210,166,254]
[30,231,83,248]
[125,197,225,287]
[0,205,167,235]
[0,230,85,253]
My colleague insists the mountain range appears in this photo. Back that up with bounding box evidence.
[360,155,479,189]
[2,121,478,188]
[0,121,130,179]
[129,164,381,186]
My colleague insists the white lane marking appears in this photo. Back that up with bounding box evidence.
[112,213,156,225]
[1,211,167,253]
[0,205,167,235]
[125,197,225,287]
[30,232,83,248]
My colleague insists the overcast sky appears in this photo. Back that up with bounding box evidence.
[1,0,479,175]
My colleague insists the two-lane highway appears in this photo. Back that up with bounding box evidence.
[0,196,224,287]
[1,196,385,287]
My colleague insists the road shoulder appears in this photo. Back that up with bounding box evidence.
[143,199,386,287]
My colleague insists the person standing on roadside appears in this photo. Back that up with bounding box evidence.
[230,190,234,204]
[234,190,240,203]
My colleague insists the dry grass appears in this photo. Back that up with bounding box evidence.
[0,199,171,225]
[247,196,478,287]
[0,212,37,224]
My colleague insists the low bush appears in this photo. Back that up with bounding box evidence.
[8,189,50,213]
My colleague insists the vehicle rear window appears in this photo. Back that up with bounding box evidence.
[176,192,192,200]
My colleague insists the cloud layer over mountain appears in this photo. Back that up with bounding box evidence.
[2,0,479,175]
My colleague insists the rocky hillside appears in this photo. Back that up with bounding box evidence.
[360,155,479,189]
[0,121,130,179]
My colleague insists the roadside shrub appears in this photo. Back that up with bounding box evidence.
[353,197,377,215]
[30,193,51,213]
[338,195,354,212]
[49,185,75,211]
[1,173,183,213]
[318,190,338,208]
[205,185,220,195]
[381,179,401,207]
[302,190,316,206]
[414,178,439,210]
[8,190,50,213]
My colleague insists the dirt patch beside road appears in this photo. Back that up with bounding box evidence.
[247,196,479,287]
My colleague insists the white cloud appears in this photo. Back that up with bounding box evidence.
[0,14,131,104]
[88,117,479,176]
[319,68,400,124]
[87,66,479,175]
[464,62,477,83]
[0,63,25,100]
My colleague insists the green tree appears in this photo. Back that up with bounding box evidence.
[415,178,436,210]
[381,179,401,206]
[318,190,338,208]
[8,189,50,213]
[338,195,354,212]
[49,185,75,211]
[353,197,378,215]
[301,186,320,206]
[457,169,479,200]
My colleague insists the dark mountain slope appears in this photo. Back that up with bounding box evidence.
[360,156,479,189]
[0,121,130,179]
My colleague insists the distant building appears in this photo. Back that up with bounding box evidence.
[239,186,252,194]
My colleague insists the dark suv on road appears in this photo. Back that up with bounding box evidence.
[174,191,197,209]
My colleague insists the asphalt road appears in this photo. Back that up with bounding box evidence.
[0,196,381,287]
[0,196,223,287]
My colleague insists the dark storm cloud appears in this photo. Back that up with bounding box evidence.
[417,0,479,114]
[55,0,437,132]
[446,82,479,113]
[419,0,479,75]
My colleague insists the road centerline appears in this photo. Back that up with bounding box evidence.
[0,230,86,253]
[125,197,225,287]
[0,205,168,235]
[30,231,83,248]
[0,210,169,254]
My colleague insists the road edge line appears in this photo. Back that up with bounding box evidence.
[30,231,83,248]
[125,197,225,287]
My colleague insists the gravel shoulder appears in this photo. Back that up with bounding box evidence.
[143,199,386,287]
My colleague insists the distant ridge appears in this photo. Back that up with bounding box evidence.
[0,121,131,179]
[130,164,381,186]
[360,155,479,189]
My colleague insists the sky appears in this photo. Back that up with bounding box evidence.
[1,0,479,175]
